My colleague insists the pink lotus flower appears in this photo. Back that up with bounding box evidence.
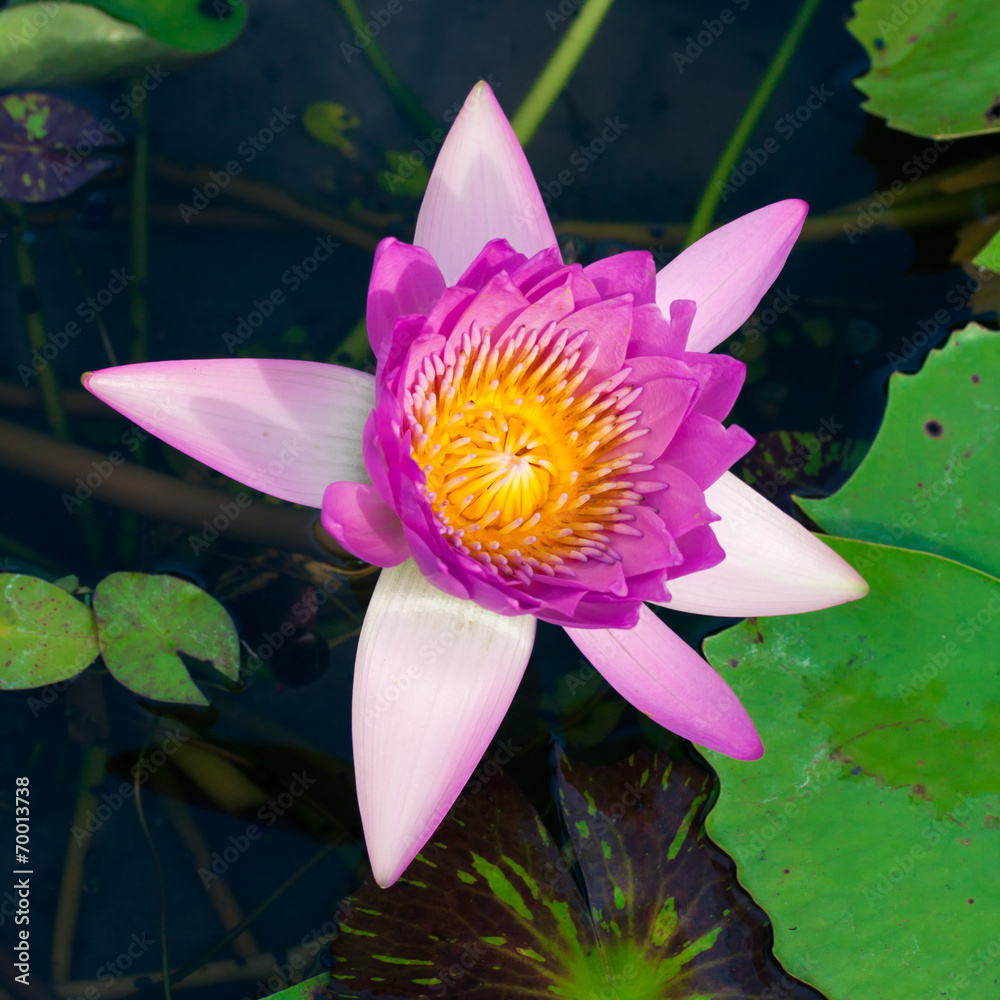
[84,82,867,887]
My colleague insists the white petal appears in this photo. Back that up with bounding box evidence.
[85,359,374,506]
[353,559,536,887]
[656,200,808,353]
[414,81,556,285]
[566,607,762,759]
[660,472,869,615]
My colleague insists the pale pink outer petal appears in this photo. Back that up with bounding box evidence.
[414,81,557,285]
[354,558,536,887]
[659,472,869,616]
[84,359,373,507]
[565,606,762,759]
[656,200,808,352]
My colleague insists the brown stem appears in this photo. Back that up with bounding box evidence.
[0,418,347,559]
[151,156,381,252]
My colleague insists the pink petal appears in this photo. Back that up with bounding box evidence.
[367,238,446,362]
[656,200,808,352]
[660,472,869,615]
[84,360,373,507]
[321,481,409,567]
[353,559,535,887]
[414,81,556,285]
[565,606,762,759]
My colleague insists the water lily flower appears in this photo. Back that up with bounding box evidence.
[84,82,867,887]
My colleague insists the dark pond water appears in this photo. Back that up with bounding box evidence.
[1,0,996,998]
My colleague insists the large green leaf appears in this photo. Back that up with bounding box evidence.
[847,0,1000,138]
[799,324,1000,578]
[0,4,203,88]
[84,0,246,53]
[0,573,99,687]
[92,572,239,705]
[705,537,1000,1000]
[0,92,119,202]
[329,751,819,998]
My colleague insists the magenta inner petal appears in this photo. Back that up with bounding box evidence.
[365,232,758,629]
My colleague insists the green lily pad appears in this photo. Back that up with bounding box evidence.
[973,229,1000,272]
[92,572,239,705]
[847,0,1000,139]
[704,537,1000,1000]
[329,750,819,998]
[0,3,203,88]
[85,0,246,53]
[0,573,99,687]
[0,92,120,202]
[799,324,1000,578]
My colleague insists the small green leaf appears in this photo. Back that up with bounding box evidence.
[799,324,1000,578]
[847,0,1000,138]
[303,101,360,159]
[379,150,429,198]
[0,573,99,688]
[705,538,1000,1000]
[93,572,239,705]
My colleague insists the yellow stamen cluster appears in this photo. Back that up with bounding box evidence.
[405,320,652,583]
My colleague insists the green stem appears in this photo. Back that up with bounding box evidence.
[333,0,436,136]
[511,0,617,147]
[6,203,70,441]
[684,0,822,247]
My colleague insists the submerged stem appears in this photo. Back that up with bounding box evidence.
[684,0,822,247]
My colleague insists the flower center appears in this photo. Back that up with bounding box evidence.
[405,321,651,582]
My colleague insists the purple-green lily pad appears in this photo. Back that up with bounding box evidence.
[326,750,819,998]
[0,573,99,688]
[93,572,239,706]
[0,92,119,202]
